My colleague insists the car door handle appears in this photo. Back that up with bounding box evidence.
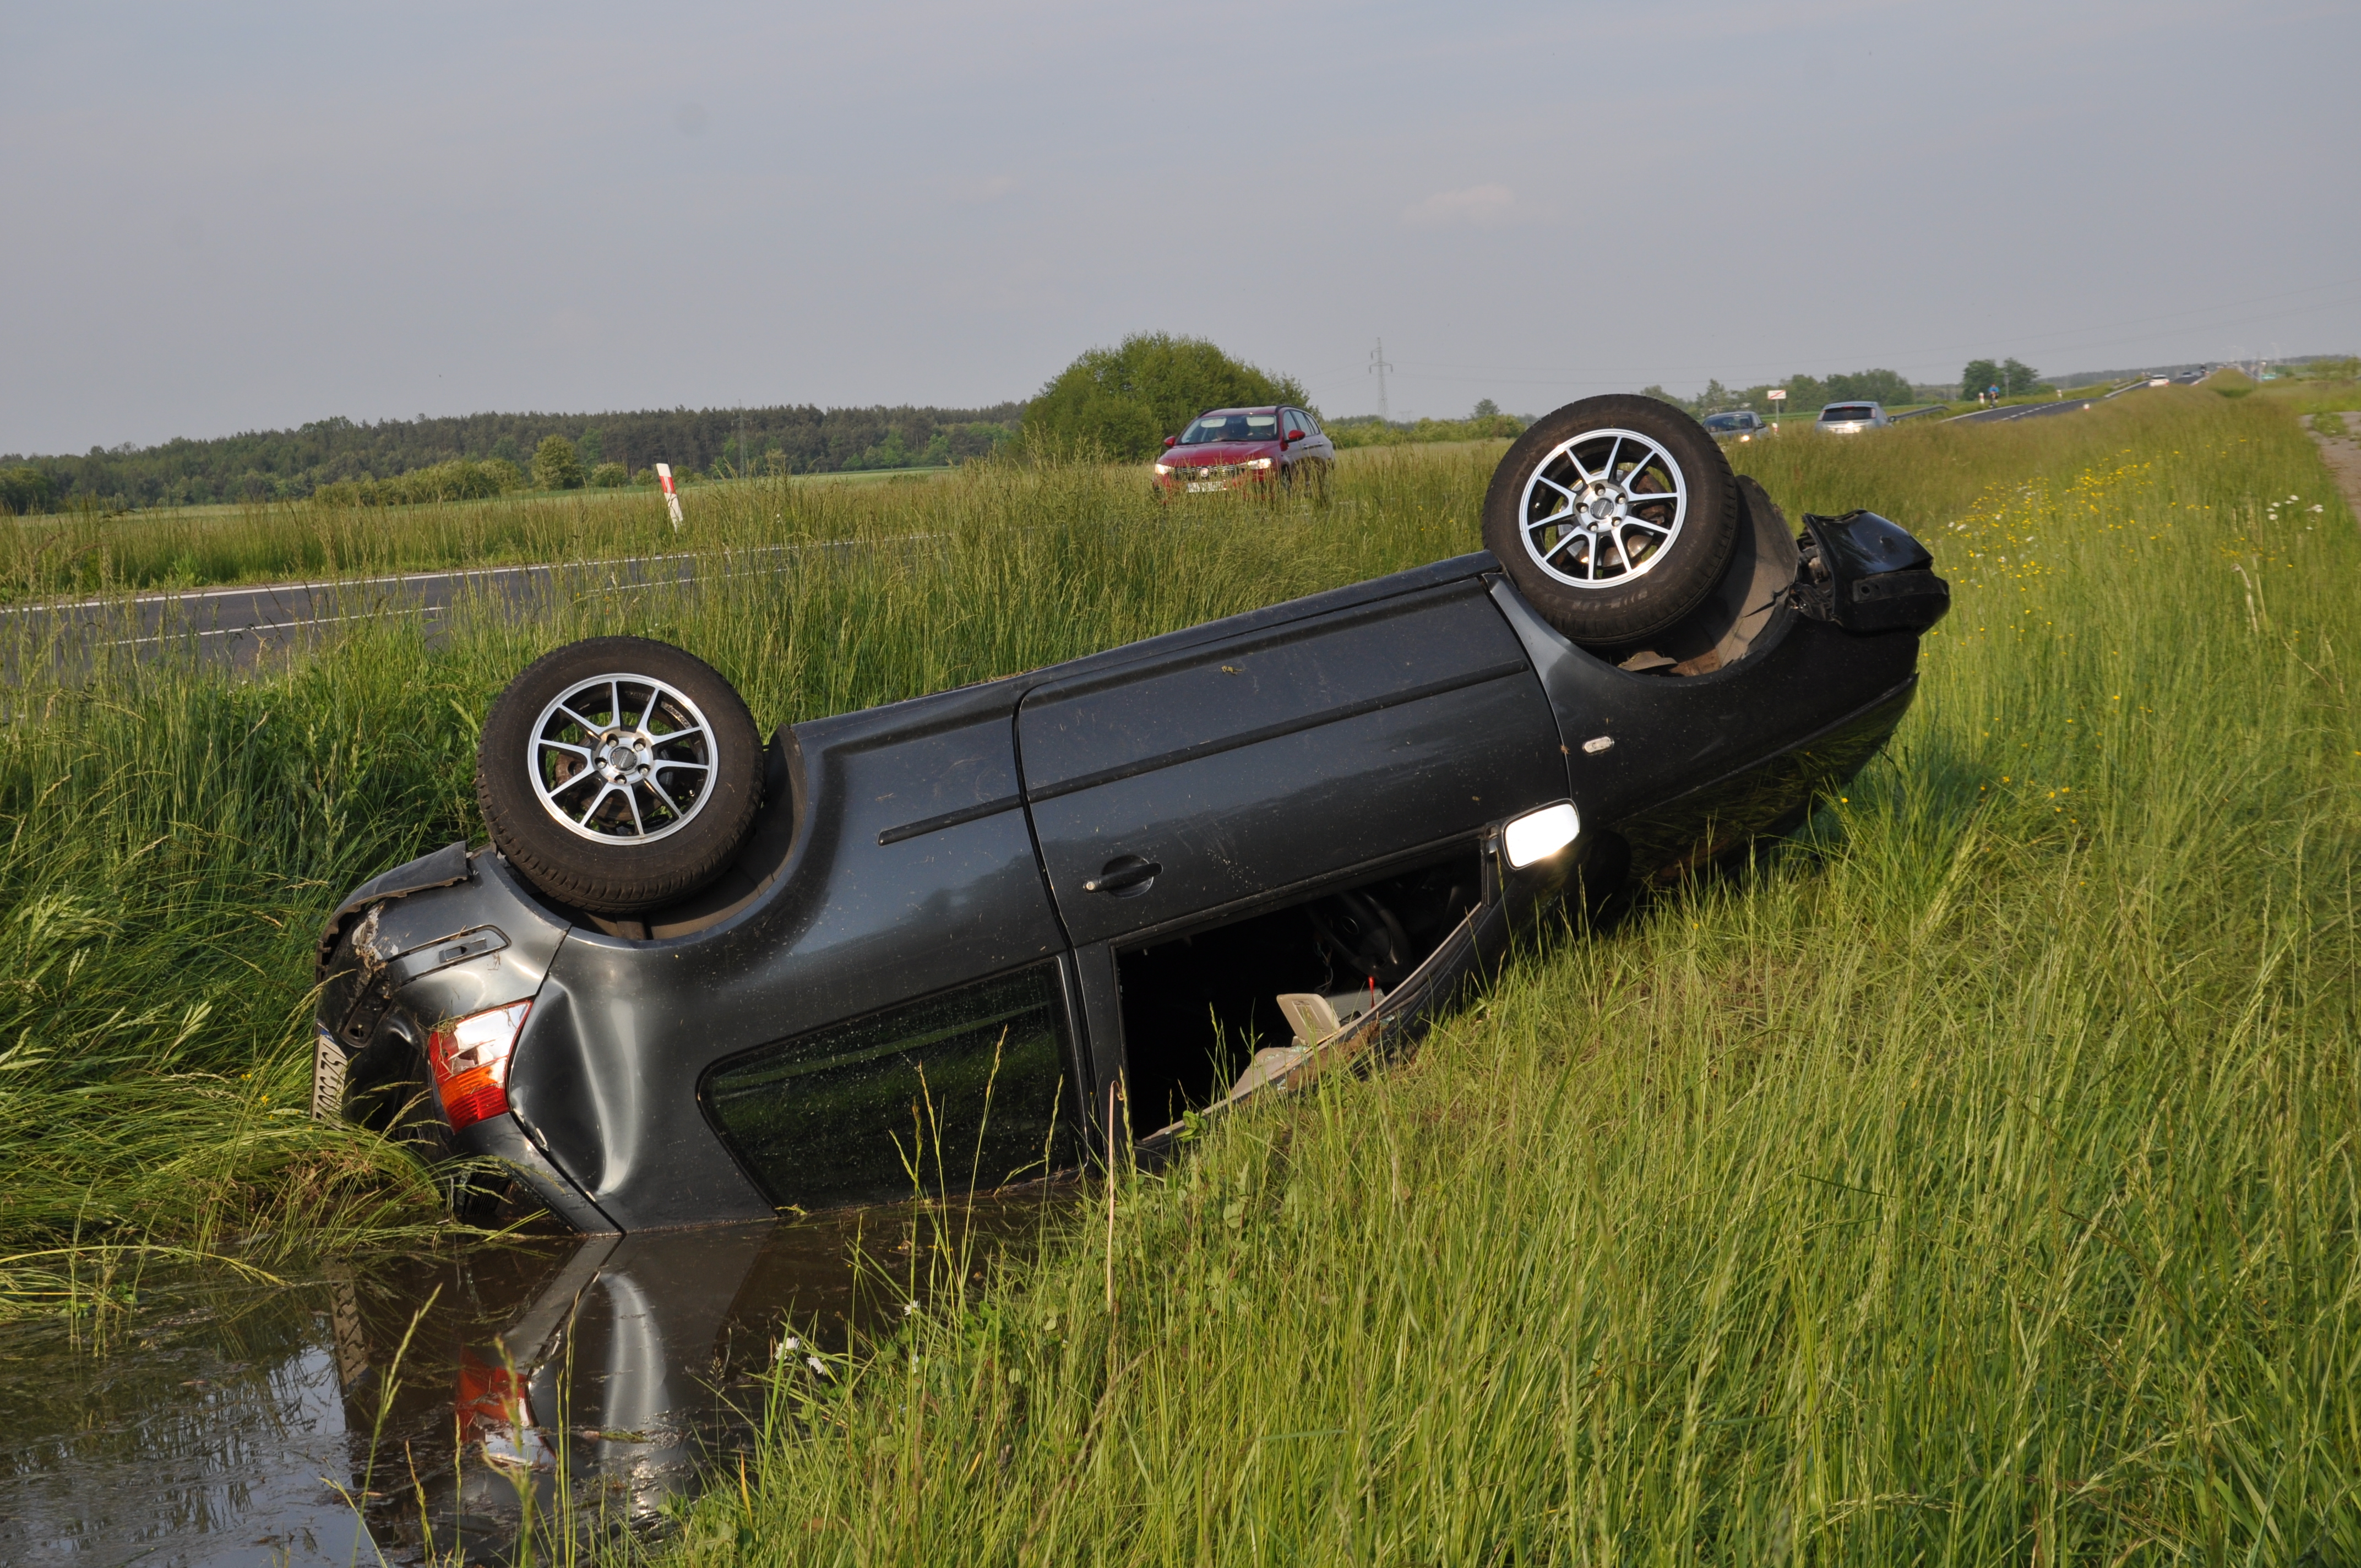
[1082,855,1162,897]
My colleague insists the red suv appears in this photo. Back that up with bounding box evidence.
[1153,405,1335,496]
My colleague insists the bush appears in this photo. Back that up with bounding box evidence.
[309,458,519,508]
[1024,334,1306,461]
[531,435,584,491]
[587,462,630,489]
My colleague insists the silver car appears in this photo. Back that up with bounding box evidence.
[1815,401,1889,434]
[1701,410,1767,442]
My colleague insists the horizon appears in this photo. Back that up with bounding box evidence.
[12,351,2344,465]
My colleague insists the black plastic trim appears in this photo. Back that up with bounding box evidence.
[876,796,1024,846]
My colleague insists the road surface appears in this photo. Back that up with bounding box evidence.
[0,542,857,674]
[1947,398,2099,425]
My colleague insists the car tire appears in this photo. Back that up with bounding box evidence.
[476,636,763,916]
[1482,395,1741,647]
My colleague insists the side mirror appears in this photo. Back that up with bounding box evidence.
[1282,430,1301,444]
[1163,435,1177,448]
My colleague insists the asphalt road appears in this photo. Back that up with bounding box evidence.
[0,543,847,673]
[1947,398,2100,425]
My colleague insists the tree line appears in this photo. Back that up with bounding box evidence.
[0,402,1024,513]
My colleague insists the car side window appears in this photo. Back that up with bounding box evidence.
[1283,409,1306,439]
[703,963,1078,1210]
[1299,410,1322,436]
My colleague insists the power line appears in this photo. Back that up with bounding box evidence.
[1368,339,1395,422]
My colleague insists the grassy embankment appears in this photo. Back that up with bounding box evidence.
[630,389,2357,1565]
[0,448,1488,1316]
[4,390,2356,1559]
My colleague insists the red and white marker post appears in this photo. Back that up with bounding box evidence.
[655,462,684,529]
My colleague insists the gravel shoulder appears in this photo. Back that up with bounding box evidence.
[2307,410,2361,525]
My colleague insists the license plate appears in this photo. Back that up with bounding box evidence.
[1185,480,1225,493]
[312,1028,349,1121]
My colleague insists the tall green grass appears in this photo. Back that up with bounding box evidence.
[4,394,2355,1562]
[0,448,1490,1313]
[637,393,2359,1564]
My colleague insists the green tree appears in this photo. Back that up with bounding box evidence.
[1824,368,1914,406]
[1472,398,1501,419]
[490,435,523,467]
[1024,333,1307,461]
[2000,358,2041,396]
[1783,374,1828,411]
[1962,359,2001,399]
[531,435,584,490]
[587,461,629,488]
[0,466,57,515]
[579,427,605,466]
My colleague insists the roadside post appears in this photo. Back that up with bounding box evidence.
[1767,386,1786,432]
[656,463,684,530]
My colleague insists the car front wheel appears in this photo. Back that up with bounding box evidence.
[1482,395,1741,648]
[476,636,763,915]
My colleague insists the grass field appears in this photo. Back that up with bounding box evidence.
[0,444,1488,1313]
[0,465,960,605]
[637,389,2353,1565]
[3,390,2356,1560]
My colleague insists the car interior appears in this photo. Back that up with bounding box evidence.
[1111,846,1485,1137]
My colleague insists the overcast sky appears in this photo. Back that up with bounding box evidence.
[6,1,2357,454]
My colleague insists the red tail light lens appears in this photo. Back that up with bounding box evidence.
[426,1001,531,1131]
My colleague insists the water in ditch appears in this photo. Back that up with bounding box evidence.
[0,1195,1057,1565]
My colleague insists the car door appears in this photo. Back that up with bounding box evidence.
[1297,407,1334,466]
[1015,579,1566,950]
[1281,407,1309,474]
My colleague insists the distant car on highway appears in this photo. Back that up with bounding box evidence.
[1816,402,1889,435]
[1701,411,1767,443]
[1153,406,1334,496]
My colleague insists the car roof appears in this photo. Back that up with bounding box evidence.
[1195,406,1282,418]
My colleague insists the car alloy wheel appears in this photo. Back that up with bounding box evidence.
[528,674,719,843]
[477,636,764,916]
[1482,395,1740,648]
[1515,427,1689,590]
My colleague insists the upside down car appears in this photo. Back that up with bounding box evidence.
[314,395,1949,1233]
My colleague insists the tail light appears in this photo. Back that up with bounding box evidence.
[455,1347,552,1470]
[427,1001,531,1131]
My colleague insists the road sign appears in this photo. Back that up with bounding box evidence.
[655,463,684,530]
[1766,389,1787,402]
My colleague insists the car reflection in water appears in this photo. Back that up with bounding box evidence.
[333,1199,1045,1562]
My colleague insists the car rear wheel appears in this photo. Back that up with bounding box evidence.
[1482,395,1741,648]
[476,636,763,916]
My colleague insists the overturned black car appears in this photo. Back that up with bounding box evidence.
[314,396,1948,1233]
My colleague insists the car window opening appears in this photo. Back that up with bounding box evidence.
[1113,850,1482,1139]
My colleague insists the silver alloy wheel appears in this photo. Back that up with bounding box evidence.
[1516,427,1689,590]
[527,673,719,844]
